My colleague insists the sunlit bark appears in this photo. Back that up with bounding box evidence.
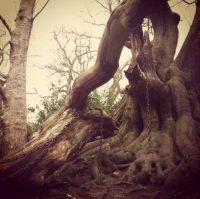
[2,0,36,155]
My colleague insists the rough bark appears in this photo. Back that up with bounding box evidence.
[2,0,35,155]
[0,0,200,198]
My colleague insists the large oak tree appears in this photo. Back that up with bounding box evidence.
[0,0,200,198]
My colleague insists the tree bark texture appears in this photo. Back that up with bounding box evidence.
[0,0,200,198]
[2,0,35,156]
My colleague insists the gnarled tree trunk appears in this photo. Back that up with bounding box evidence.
[0,0,200,198]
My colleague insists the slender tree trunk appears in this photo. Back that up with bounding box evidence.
[2,0,35,156]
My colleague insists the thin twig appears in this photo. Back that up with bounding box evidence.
[108,0,113,13]
[83,9,105,27]
[0,15,12,34]
[65,31,101,40]
[182,0,195,5]
[95,0,110,12]
[33,0,50,20]
[1,41,10,51]
[0,41,10,65]
[83,19,105,27]
[171,0,195,7]
[170,0,183,7]
[53,32,80,76]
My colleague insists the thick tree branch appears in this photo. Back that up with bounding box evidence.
[0,0,199,193]
[0,15,12,35]
[64,0,179,110]
[33,0,50,20]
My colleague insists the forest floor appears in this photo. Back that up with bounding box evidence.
[3,173,200,199]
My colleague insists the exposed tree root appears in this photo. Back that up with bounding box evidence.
[1,1,200,199]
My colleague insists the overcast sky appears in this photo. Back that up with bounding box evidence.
[0,0,196,121]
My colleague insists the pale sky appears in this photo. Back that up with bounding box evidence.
[0,0,195,121]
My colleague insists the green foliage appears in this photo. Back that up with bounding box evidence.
[31,86,121,132]
[30,29,122,132]
[31,83,65,132]
[88,89,121,114]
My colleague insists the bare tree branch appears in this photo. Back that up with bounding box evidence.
[53,32,80,76]
[95,0,111,12]
[107,0,113,13]
[82,8,106,27]
[47,29,98,95]
[0,15,12,35]
[83,19,105,27]
[33,0,50,20]
[65,31,101,40]
[182,0,195,5]
[170,0,195,7]
[0,41,10,66]
[82,0,122,27]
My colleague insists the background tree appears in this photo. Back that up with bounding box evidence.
[33,26,128,130]
[0,0,50,156]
